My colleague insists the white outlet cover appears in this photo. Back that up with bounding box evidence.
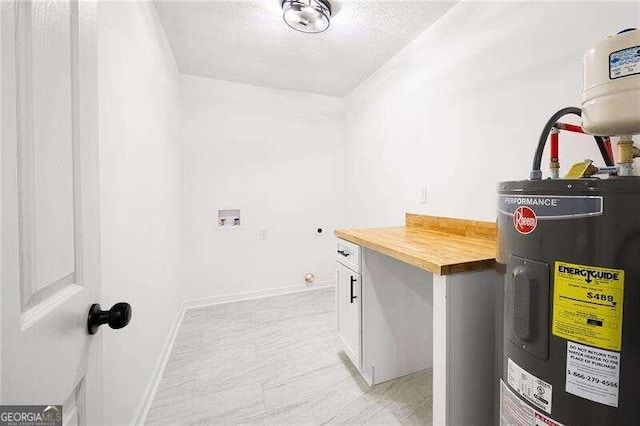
[419,187,427,203]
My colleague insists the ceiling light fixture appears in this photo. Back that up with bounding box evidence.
[282,0,332,34]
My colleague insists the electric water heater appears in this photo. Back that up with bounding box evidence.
[497,28,640,426]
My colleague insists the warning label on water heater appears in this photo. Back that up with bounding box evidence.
[507,359,553,414]
[500,381,564,426]
[566,341,620,407]
[552,261,624,351]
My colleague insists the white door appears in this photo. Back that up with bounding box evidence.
[1,0,102,423]
[336,262,361,368]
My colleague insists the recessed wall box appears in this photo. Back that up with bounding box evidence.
[218,209,241,229]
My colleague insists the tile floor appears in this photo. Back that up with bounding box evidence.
[146,287,433,425]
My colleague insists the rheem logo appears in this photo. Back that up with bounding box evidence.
[514,206,537,234]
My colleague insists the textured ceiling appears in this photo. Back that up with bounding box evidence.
[154,1,455,97]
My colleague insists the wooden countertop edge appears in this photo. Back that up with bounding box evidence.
[334,229,446,274]
[334,227,496,276]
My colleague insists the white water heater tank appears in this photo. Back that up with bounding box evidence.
[582,28,640,136]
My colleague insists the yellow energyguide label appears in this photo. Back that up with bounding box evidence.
[552,261,624,351]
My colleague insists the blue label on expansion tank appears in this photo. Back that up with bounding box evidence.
[498,195,603,220]
[610,45,640,79]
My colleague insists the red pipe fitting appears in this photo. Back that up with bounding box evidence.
[556,122,585,134]
[550,131,559,160]
[604,137,615,163]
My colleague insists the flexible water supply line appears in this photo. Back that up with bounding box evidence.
[530,107,615,180]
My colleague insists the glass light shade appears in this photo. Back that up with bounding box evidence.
[282,0,331,34]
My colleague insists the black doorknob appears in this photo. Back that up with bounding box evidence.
[87,302,132,335]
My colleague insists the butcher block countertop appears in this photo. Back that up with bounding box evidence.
[335,214,496,275]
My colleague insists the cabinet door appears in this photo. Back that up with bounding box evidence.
[336,262,362,368]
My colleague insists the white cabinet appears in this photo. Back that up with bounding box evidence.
[335,238,433,386]
[334,234,497,424]
[336,262,361,369]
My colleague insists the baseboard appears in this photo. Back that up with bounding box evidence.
[133,280,335,425]
[182,280,335,310]
[133,304,185,426]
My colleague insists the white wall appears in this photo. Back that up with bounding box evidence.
[98,2,182,424]
[343,2,640,226]
[180,75,344,301]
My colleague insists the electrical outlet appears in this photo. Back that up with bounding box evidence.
[258,229,267,240]
[419,186,428,204]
